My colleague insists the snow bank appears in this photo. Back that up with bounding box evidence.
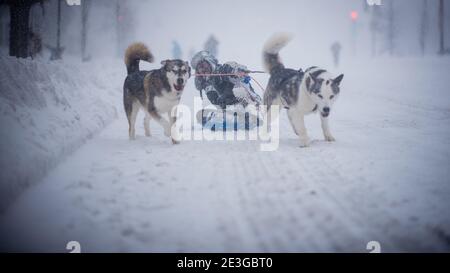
[0,55,123,211]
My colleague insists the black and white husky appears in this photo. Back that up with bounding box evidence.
[262,33,344,147]
[123,43,191,143]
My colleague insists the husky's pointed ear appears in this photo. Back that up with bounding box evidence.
[161,60,171,71]
[186,61,191,77]
[305,76,313,92]
[333,74,344,86]
[305,73,317,93]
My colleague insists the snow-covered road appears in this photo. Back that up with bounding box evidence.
[1,59,450,252]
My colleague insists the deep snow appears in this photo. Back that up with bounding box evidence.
[1,56,450,252]
[0,55,122,210]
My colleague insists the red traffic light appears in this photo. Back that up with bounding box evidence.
[350,11,358,21]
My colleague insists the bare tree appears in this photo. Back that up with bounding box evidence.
[28,5,44,58]
[116,0,121,57]
[369,5,382,57]
[387,0,395,56]
[0,0,44,58]
[115,1,134,57]
[419,0,428,56]
[438,0,446,54]
[81,0,90,61]
[0,6,7,49]
[47,0,63,60]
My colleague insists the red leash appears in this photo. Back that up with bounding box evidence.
[193,72,267,93]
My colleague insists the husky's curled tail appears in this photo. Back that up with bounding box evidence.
[262,33,293,74]
[124,42,154,75]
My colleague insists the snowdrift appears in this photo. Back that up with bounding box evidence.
[0,55,123,210]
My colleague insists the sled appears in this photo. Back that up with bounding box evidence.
[196,109,262,131]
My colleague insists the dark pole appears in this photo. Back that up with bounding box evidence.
[57,0,60,50]
[387,0,394,56]
[370,7,378,57]
[9,1,31,58]
[116,0,121,57]
[438,0,445,54]
[81,0,88,61]
[49,0,63,60]
[0,7,4,48]
[420,0,428,56]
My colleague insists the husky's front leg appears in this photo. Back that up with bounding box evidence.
[320,115,335,141]
[288,109,310,147]
[168,107,180,144]
[144,113,152,137]
[149,111,171,137]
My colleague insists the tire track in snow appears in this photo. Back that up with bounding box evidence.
[1,108,449,252]
[294,146,447,251]
[228,145,337,251]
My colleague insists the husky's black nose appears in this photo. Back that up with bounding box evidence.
[177,78,184,86]
[323,107,330,113]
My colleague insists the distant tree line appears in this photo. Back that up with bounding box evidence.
[367,0,448,56]
[0,0,134,60]
[0,0,44,58]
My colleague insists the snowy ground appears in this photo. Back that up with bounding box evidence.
[0,55,122,210]
[1,57,450,252]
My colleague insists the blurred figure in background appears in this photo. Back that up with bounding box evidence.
[204,35,219,58]
[331,41,342,67]
[172,40,182,59]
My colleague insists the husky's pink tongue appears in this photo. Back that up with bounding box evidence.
[174,84,183,91]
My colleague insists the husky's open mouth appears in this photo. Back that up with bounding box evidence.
[174,84,184,91]
[321,112,329,118]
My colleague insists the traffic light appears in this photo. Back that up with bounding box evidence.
[350,11,358,21]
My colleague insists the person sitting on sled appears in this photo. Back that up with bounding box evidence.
[191,51,262,130]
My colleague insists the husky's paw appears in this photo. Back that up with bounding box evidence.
[145,131,151,137]
[324,134,335,142]
[299,136,310,148]
[299,142,310,148]
[171,138,180,145]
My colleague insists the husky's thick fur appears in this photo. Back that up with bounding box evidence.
[262,33,344,147]
[123,42,191,143]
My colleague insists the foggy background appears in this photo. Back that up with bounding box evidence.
[1,0,449,68]
[1,0,450,252]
